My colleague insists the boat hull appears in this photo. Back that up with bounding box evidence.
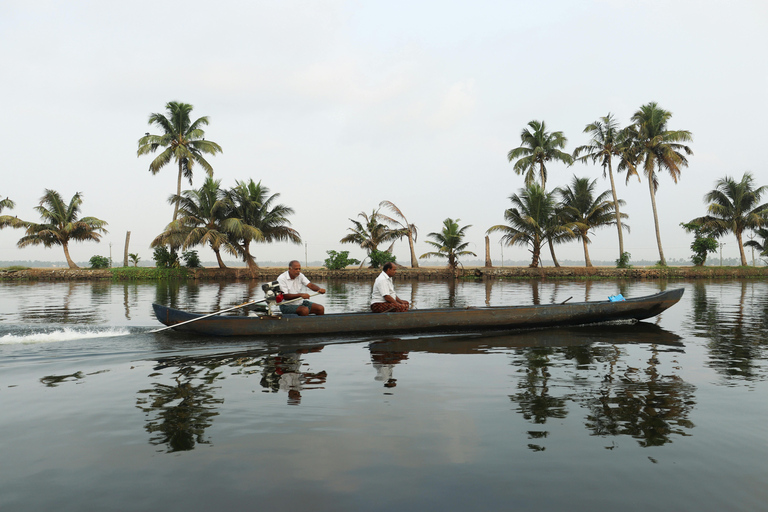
[152,288,684,337]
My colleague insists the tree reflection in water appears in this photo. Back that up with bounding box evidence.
[584,344,696,447]
[689,280,768,382]
[137,365,223,453]
[506,328,695,450]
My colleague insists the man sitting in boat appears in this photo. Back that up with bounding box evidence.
[370,262,410,313]
[276,260,326,316]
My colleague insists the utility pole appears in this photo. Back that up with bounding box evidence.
[719,242,725,266]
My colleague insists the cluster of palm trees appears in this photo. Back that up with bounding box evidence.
[152,177,300,272]
[504,102,692,267]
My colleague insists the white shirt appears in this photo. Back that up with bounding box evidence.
[277,270,311,295]
[371,271,396,305]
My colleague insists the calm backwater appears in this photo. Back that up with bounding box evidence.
[1,278,767,512]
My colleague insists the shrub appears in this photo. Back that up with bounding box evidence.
[324,250,361,270]
[128,253,140,267]
[615,252,632,269]
[182,250,201,268]
[153,246,180,269]
[369,250,396,269]
[89,255,110,269]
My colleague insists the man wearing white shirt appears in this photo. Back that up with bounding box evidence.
[276,260,326,316]
[370,262,409,313]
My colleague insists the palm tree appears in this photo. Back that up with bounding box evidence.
[1,196,24,229]
[16,190,108,268]
[340,209,404,266]
[226,179,301,272]
[508,120,573,189]
[572,114,638,259]
[137,101,223,221]
[378,200,419,268]
[628,102,693,266]
[486,184,561,268]
[692,173,768,266]
[745,227,768,263]
[420,218,476,272]
[558,176,629,267]
[151,177,236,268]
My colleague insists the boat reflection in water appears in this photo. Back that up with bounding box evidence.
[138,321,691,453]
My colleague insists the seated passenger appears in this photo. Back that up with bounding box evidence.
[370,262,409,313]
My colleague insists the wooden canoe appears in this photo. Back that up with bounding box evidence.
[151,288,684,337]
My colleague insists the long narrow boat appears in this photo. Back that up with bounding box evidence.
[151,288,684,337]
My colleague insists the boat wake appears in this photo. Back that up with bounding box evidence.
[0,327,132,345]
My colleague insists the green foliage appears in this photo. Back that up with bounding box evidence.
[128,253,140,267]
[616,252,632,268]
[681,222,719,266]
[369,250,396,269]
[89,255,110,269]
[109,266,190,280]
[153,246,180,268]
[182,250,201,268]
[323,250,361,270]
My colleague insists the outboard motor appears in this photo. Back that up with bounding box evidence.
[262,281,284,317]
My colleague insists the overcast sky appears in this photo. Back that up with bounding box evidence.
[2,0,767,267]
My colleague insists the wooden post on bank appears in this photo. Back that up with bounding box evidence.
[485,236,493,268]
[123,231,131,267]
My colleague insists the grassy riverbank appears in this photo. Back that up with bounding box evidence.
[2,265,768,281]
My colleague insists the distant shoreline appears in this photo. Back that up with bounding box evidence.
[2,266,767,281]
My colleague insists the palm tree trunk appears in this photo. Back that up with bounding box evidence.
[548,239,561,267]
[408,232,419,268]
[648,174,666,266]
[530,237,541,268]
[214,248,227,269]
[582,236,592,267]
[736,231,748,266]
[62,242,78,269]
[607,161,624,257]
[173,160,183,221]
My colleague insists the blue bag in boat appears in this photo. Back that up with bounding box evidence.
[608,294,625,302]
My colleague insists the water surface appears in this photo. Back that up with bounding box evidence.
[1,279,767,511]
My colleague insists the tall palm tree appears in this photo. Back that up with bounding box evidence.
[137,101,223,221]
[486,184,561,268]
[226,179,301,272]
[692,173,768,266]
[1,196,24,229]
[558,176,629,267]
[508,120,573,189]
[340,209,403,266]
[151,177,236,268]
[16,190,108,268]
[572,113,637,258]
[378,200,419,268]
[628,102,693,266]
[420,218,476,272]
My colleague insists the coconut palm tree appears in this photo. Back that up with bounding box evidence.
[1,196,24,229]
[16,190,108,268]
[487,184,561,268]
[151,177,236,268]
[558,176,629,267]
[340,209,404,266]
[745,227,768,263]
[420,218,476,272]
[378,200,419,268]
[226,179,301,272]
[692,173,768,266]
[508,120,573,189]
[572,114,638,259]
[137,101,223,221]
[628,102,693,266]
